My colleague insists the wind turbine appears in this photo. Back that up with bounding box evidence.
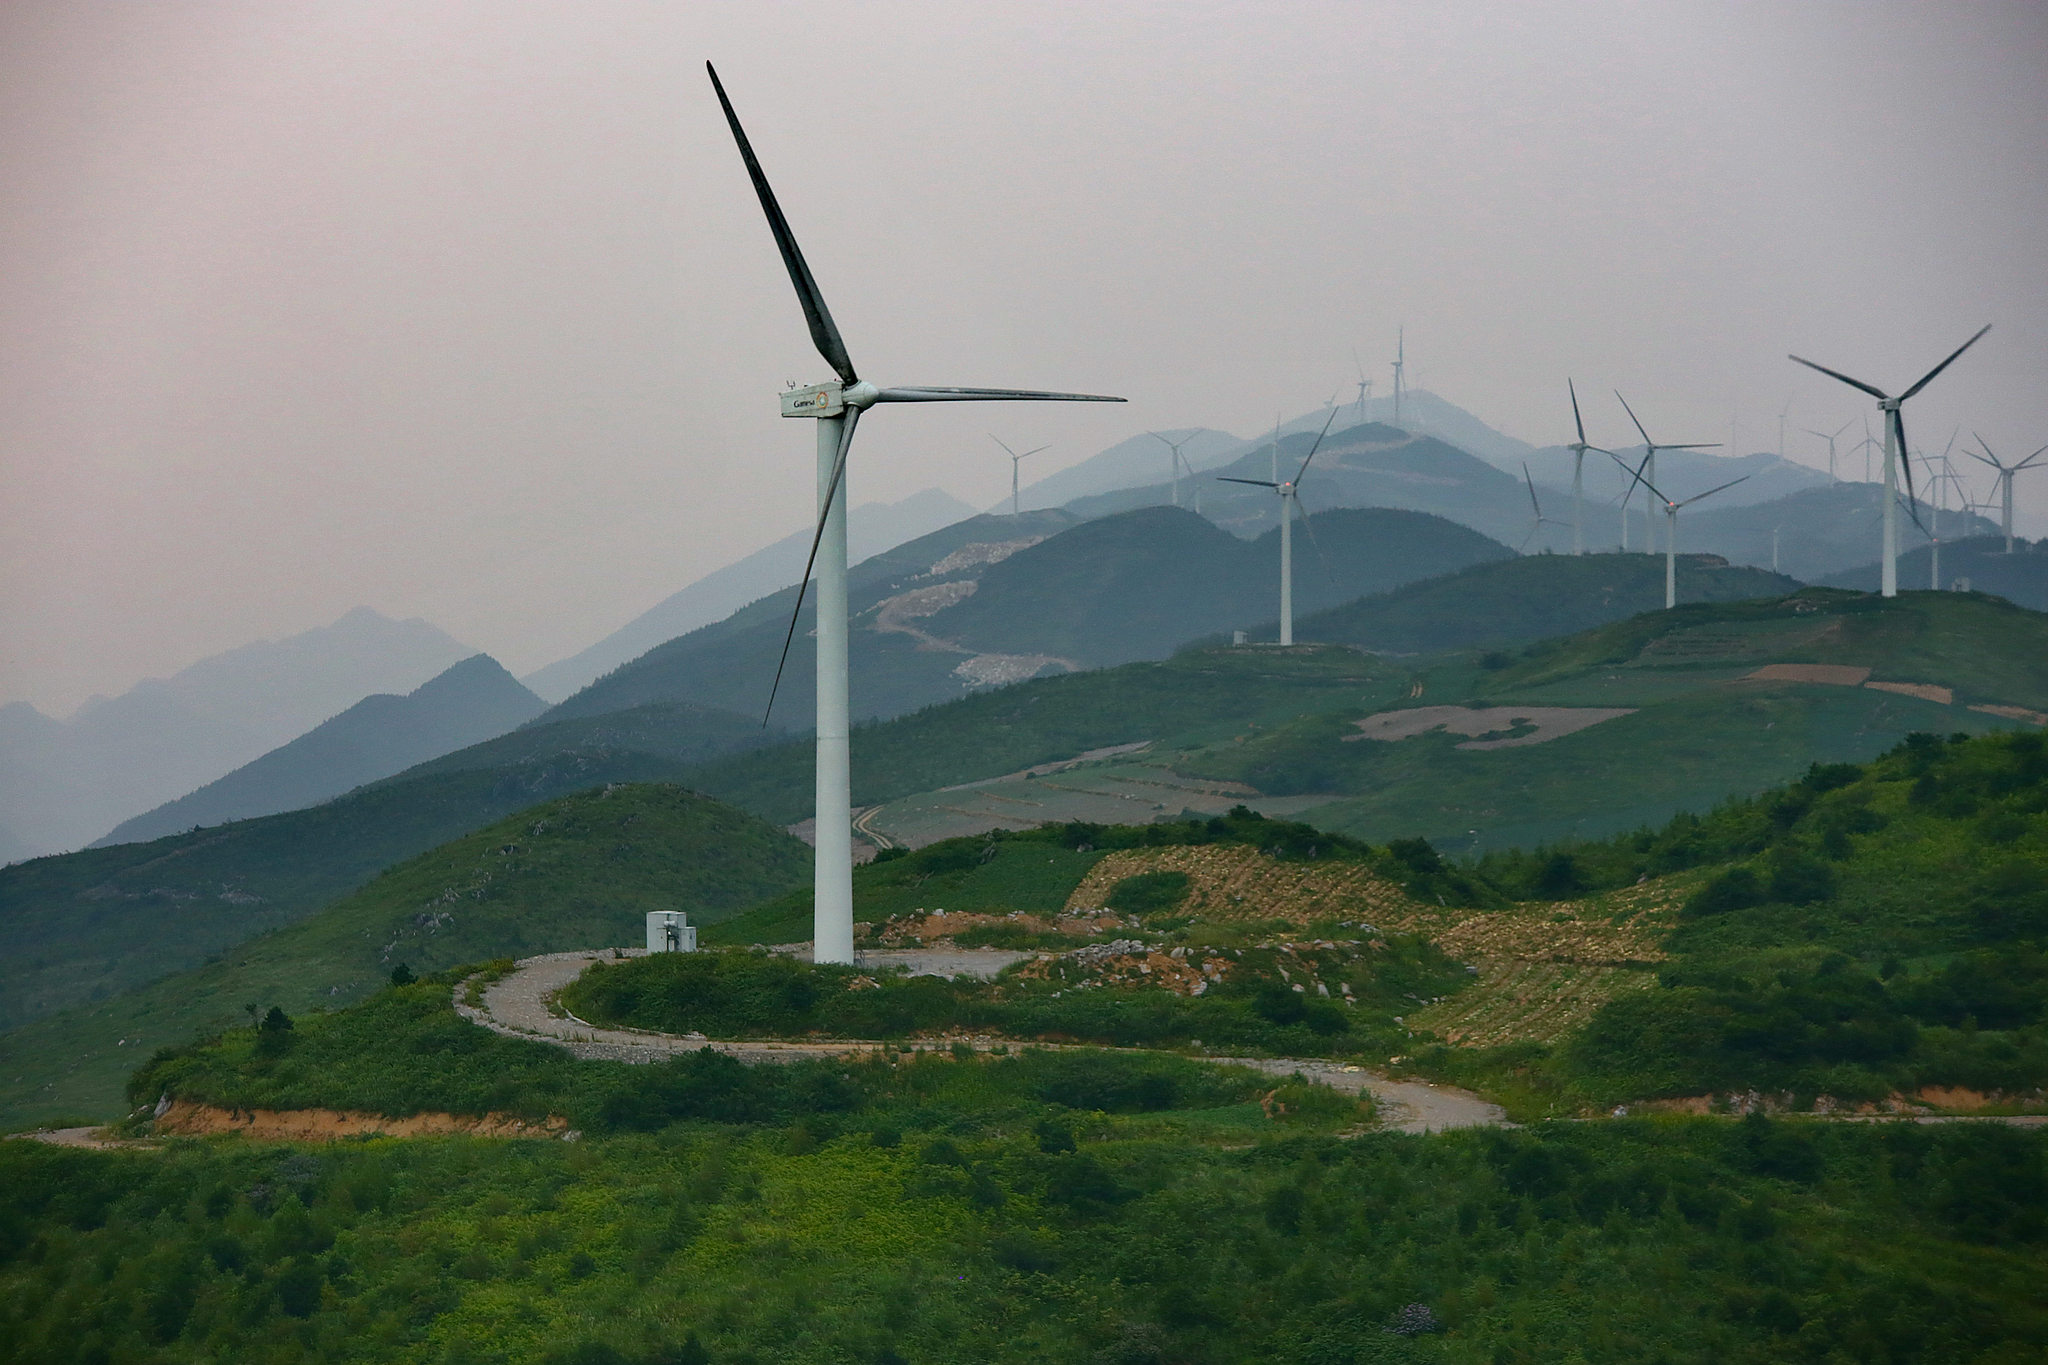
[1789,325,1990,598]
[1614,391,1720,557]
[1519,464,1567,553]
[1219,409,1338,645]
[1802,420,1853,484]
[1614,454,1750,608]
[991,436,1049,516]
[1351,350,1373,426]
[709,64,1123,964]
[1563,379,1612,555]
[1390,327,1406,429]
[1967,434,2047,554]
[1149,431,1197,508]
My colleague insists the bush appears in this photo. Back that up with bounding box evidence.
[1684,867,1764,918]
[1106,871,1191,916]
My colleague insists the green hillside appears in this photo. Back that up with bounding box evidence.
[935,505,1511,661]
[1233,588,2048,852]
[1294,551,1801,655]
[0,749,705,1035]
[0,784,806,1130]
[1453,727,2048,1112]
[544,504,1508,729]
[15,739,2046,1362]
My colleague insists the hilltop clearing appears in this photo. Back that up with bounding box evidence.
[1823,534,2048,610]
[0,785,806,1130]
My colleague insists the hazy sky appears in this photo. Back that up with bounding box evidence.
[4,1,2044,714]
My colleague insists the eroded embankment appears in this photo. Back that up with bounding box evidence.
[152,1098,569,1141]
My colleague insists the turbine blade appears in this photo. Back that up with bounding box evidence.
[1788,353,1887,400]
[1660,443,1722,450]
[1294,495,1338,586]
[875,386,1125,403]
[1218,477,1279,488]
[1614,391,1653,447]
[763,408,860,725]
[1677,475,1750,508]
[1294,408,1339,484]
[1569,378,1587,446]
[988,434,1019,459]
[1610,447,1665,505]
[2016,444,2048,469]
[1518,524,1538,553]
[1894,409,1930,537]
[1522,462,1543,518]
[1899,324,1992,401]
[706,64,858,386]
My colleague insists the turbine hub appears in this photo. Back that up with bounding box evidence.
[844,381,881,409]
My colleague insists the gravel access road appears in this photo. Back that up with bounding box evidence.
[459,950,1508,1134]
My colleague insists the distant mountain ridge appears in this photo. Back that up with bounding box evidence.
[521,488,976,702]
[95,655,546,849]
[0,608,474,859]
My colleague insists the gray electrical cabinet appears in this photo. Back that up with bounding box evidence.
[645,910,697,953]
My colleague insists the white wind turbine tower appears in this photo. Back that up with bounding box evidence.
[1614,391,1720,557]
[1149,431,1197,508]
[1967,434,2047,554]
[1219,410,1338,646]
[1563,379,1613,555]
[709,64,1123,964]
[1613,453,1749,608]
[991,436,1049,516]
[1390,327,1406,429]
[1789,325,1990,599]
[1803,420,1853,484]
[1519,464,1567,553]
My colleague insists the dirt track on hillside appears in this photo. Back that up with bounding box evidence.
[459,951,1509,1134]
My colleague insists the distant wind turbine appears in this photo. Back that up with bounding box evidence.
[1614,391,1720,557]
[1149,431,1197,508]
[709,63,1123,964]
[1789,324,1990,598]
[1390,327,1406,430]
[1802,420,1853,484]
[1563,379,1612,556]
[1613,454,1750,608]
[1351,350,1373,426]
[1519,464,1567,553]
[991,436,1049,516]
[1967,434,2047,554]
[1220,410,1338,646]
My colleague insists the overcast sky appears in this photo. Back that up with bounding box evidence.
[3,1,2044,714]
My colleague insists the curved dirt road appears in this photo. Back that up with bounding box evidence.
[458,950,1508,1134]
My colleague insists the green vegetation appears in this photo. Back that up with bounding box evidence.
[0,754,710,1035]
[1436,730,2048,1109]
[0,786,807,1131]
[563,935,1456,1058]
[6,1111,2045,1362]
[130,973,1273,1136]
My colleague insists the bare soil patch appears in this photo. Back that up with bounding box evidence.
[153,1098,568,1141]
[1866,679,1954,705]
[1971,703,2048,726]
[1743,663,1871,686]
[1344,704,1635,750]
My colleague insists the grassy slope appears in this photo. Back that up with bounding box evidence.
[0,754,712,1034]
[680,644,1403,826]
[1227,589,2048,852]
[0,784,807,1130]
[1294,551,1802,655]
[1448,728,2048,1112]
